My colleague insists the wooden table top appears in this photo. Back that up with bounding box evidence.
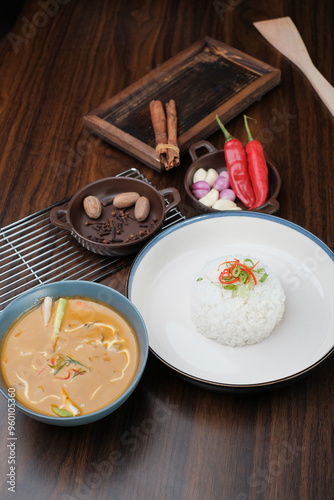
[0,1,333,499]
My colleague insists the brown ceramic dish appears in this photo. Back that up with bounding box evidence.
[50,177,180,256]
[185,140,281,214]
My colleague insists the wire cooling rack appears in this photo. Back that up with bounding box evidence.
[0,168,186,310]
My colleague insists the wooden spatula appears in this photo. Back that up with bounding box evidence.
[253,16,334,117]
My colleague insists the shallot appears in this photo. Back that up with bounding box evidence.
[213,176,229,191]
[191,180,210,199]
[191,166,241,209]
[219,188,236,201]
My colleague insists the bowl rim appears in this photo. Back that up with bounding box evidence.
[0,280,149,425]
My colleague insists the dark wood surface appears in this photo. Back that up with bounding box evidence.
[0,1,333,499]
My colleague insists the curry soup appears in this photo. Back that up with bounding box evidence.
[1,297,139,417]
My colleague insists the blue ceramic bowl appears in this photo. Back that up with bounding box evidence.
[0,281,149,426]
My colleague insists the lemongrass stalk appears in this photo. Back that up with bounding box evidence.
[51,298,67,347]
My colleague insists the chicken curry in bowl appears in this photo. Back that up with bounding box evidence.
[1,296,139,418]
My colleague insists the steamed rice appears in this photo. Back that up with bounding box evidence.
[190,256,285,347]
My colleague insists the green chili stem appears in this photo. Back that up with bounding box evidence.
[215,115,234,141]
[243,115,255,142]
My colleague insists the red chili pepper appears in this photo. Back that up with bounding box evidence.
[243,115,269,209]
[216,115,255,208]
[49,356,57,367]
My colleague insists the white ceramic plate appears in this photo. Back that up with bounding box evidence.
[127,213,334,389]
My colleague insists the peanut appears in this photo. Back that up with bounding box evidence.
[113,192,140,209]
[83,195,102,219]
[134,196,150,221]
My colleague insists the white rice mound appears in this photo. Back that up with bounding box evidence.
[190,256,285,347]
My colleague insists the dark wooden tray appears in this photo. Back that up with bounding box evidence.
[83,37,281,172]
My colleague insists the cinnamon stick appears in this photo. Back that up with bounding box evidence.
[165,99,180,170]
[149,100,168,168]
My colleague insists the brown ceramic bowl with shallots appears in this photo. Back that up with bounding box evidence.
[50,177,180,257]
[185,140,281,215]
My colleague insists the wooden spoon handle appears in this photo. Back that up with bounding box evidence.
[298,62,334,117]
[254,17,334,117]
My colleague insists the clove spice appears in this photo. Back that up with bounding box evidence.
[85,208,158,244]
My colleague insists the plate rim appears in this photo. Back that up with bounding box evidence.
[127,212,334,390]
[129,212,334,265]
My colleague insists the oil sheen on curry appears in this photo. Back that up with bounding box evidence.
[1,297,139,418]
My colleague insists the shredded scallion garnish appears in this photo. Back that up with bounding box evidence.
[47,354,89,378]
[217,258,268,297]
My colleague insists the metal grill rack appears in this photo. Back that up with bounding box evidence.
[0,168,186,310]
